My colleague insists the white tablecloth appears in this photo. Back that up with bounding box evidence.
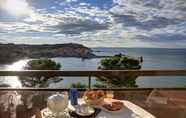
[37,99,156,118]
[71,99,156,118]
[96,100,155,118]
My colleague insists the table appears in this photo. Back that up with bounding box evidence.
[35,99,156,118]
[96,100,155,118]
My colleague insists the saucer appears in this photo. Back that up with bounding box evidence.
[75,104,95,116]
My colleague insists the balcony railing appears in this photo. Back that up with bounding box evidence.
[0,69,186,90]
[0,70,186,118]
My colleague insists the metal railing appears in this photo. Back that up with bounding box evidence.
[0,69,186,90]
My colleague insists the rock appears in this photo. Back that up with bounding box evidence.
[0,43,97,64]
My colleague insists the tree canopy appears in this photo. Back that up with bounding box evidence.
[97,54,142,87]
[25,59,61,70]
[20,59,62,87]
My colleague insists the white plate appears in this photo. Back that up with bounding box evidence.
[101,105,125,114]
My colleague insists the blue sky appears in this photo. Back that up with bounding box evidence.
[0,0,186,48]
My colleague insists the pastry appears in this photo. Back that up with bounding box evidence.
[102,101,124,111]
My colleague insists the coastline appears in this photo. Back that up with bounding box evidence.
[0,48,186,88]
[0,43,108,64]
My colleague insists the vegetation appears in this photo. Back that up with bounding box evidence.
[69,82,87,88]
[96,54,142,87]
[20,59,62,87]
[0,43,96,64]
[25,59,61,70]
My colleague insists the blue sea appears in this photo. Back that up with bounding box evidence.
[1,48,186,88]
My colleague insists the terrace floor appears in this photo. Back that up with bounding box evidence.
[0,89,186,118]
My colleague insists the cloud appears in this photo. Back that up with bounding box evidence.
[54,18,110,34]
[111,0,186,29]
[0,0,113,45]
[66,0,77,2]
[0,0,186,48]
[107,0,186,47]
[34,3,113,35]
[137,33,186,42]
[112,14,182,31]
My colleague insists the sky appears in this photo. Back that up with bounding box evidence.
[0,0,186,48]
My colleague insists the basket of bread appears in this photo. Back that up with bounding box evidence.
[83,90,105,105]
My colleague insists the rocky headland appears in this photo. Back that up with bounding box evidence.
[0,43,99,64]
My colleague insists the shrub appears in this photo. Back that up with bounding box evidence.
[69,82,87,88]
[97,54,142,87]
[20,59,62,87]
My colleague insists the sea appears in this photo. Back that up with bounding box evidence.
[0,48,186,88]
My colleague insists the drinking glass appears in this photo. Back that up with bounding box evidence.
[106,91,114,100]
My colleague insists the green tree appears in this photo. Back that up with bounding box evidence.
[69,82,87,88]
[20,59,62,87]
[96,54,142,88]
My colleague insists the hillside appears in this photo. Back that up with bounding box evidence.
[0,43,96,64]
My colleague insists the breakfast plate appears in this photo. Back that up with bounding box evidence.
[101,101,125,114]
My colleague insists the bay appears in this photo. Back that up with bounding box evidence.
[1,48,186,88]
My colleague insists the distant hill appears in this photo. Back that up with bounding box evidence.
[0,43,96,64]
